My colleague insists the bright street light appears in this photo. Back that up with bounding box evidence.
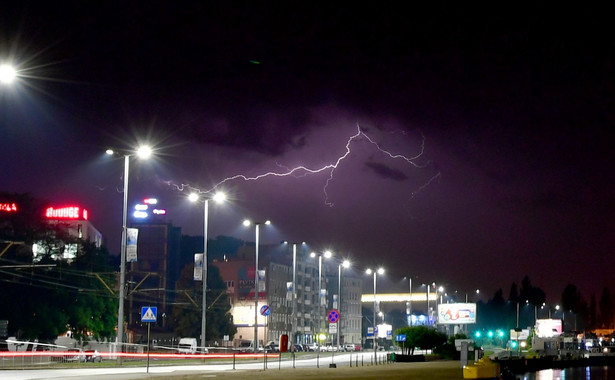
[244,219,271,352]
[337,259,351,349]
[189,191,226,353]
[310,250,332,342]
[0,64,17,84]
[366,267,384,362]
[105,145,152,363]
[283,241,306,352]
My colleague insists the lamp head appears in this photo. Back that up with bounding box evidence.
[0,64,17,84]
[188,193,199,202]
[212,192,226,203]
[136,146,152,159]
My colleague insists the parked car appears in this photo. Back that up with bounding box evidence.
[344,343,356,352]
[177,338,199,354]
[64,348,85,362]
[293,344,303,352]
[85,349,102,362]
[306,343,320,352]
[264,343,279,352]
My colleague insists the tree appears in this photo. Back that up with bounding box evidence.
[394,326,446,355]
[508,282,519,303]
[561,283,587,331]
[170,264,236,341]
[519,276,546,306]
[0,193,117,342]
[0,240,117,342]
[599,287,613,329]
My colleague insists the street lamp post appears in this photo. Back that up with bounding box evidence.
[189,192,226,353]
[106,146,152,363]
[426,284,430,326]
[284,241,306,351]
[405,277,412,326]
[244,219,271,353]
[337,260,350,348]
[310,250,332,345]
[366,267,384,363]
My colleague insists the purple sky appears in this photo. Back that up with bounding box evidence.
[2,2,614,302]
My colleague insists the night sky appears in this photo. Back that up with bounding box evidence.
[2,2,614,303]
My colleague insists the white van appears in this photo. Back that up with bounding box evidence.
[177,338,198,354]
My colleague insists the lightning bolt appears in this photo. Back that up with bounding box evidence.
[168,124,440,206]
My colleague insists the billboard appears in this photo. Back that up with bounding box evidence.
[535,319,562,338]
[437,303,476,324]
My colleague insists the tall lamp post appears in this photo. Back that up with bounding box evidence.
[404,276,413,326]
[106,146,152,361]
[310,250,332,345]
[337,260,350,348]
[284,241,306,351]
[244,219,271,353]
[189,192,226,353]
[366,267,384,363]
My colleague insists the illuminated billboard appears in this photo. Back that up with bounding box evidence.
[535,319,562,338]
[0,203,17,212]
[45,206,88,220]
[437,303,477,324]
[232,303,267,327]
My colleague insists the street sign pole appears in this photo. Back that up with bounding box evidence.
[141,306,157,373]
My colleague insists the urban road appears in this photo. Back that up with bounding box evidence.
[2,351,451,380]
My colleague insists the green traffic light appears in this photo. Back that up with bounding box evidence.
[498,330,505,338]
[475,331,481,338]
[487,331,494,338]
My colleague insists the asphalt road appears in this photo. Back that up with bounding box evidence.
[0,352,465,380]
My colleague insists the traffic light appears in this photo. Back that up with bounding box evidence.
[474,331,481,338]
[487,330,494,338]
[510,341,518,349]
[498,330,505,338]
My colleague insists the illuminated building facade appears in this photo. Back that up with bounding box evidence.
[212,244,327,347]
[324,265,363,346]
[127,220,182,329]
[35,205,103,261]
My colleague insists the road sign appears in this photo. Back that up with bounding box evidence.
[260,305,271,316]
[367,327,374,337]
[329,323,338,333]
[396,334,407,342]
[141,306,157,322]
[327,309,340,323]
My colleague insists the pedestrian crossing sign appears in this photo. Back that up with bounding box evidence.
[141,306,157,322]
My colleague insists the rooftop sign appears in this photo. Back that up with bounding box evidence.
[0,203,17,212]
[45,206,88,220]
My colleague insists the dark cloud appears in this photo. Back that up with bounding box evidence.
[363,162,408,182]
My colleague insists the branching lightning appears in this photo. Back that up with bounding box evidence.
[169,125,440,206]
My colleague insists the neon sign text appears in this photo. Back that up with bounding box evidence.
[45,206,88,220]
[0,203,18,212]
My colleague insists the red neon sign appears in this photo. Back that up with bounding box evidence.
[0,203,18,212]
[45,206,89,220]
